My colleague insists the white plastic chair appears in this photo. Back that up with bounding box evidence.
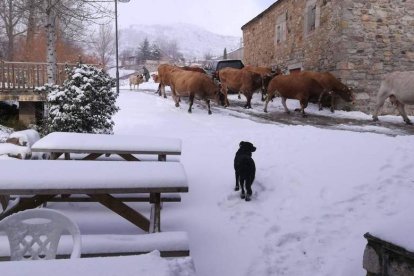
[0,209,81,261]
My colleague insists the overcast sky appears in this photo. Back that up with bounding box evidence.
[117,0,276,37]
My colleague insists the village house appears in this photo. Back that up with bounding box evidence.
[242,0,414,113]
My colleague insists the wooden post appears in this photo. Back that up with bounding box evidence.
[0,195,10,211]
[0,61,3,92]
[1,62,3,91]
[149,193,161,233]
[36,65,40,87]
[11,64,15,89]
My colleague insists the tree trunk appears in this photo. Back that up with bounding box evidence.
[25,0,37,61]
[6,0,14,61]
[45,3,57,84]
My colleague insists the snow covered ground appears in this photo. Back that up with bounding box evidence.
[0,80,414,275]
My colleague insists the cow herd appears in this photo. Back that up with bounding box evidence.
[141,64,413,125]
[157,64,224,115]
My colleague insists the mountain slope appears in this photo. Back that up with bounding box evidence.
[119,23,241,59]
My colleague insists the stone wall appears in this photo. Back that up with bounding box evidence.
[363,233,414,276]
[242,0,414,114]
[243,0,343,71]
[338,0,414,114]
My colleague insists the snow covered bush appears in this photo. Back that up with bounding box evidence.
[39,64,118,134]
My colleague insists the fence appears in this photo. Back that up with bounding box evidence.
[0,61,78,92]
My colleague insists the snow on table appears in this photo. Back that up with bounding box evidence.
[0,232,190,258]
[0,160,188,193]
[31,132,182,155]
[0,250,196,276]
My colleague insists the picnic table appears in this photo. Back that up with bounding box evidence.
[31,132,182,161]
[0,160,188,233]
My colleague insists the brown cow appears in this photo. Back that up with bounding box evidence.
[129,74,144,90]
[300,71,354,112]
[157,64,181,98]
[179,66,207,74]
[243,65,272,75]
[218,68,265,108]
[157,64,206,98]
[243,65,282,101]
[169,70,224,114]
[264,74,325,116]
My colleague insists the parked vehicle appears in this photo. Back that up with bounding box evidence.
[204,59,244,82]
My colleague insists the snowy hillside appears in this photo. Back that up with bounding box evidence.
[119,23,241,59]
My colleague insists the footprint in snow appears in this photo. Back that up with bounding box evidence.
[276,232,307,247]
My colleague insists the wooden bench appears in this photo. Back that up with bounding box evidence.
[14,193,182,203]
[0,232,190,260]
[31,132,182,161]
[0,160,188,233]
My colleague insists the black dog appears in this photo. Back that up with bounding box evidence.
[234,141,256,201]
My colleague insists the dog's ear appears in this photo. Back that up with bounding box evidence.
[239,141,245,147]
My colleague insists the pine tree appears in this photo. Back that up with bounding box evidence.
[223,48,228,60]
[41,63,118,134]
[149,43,161,60]
[138,38,151,62]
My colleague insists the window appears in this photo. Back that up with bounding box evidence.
[307,5,316,32]
[276,25,282,43]
[305,0,319,35]
[275,12,287,44]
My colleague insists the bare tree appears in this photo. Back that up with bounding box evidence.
[0,0,27,60]
[24,0,39,60]
[90,24,114,69]
[120,47,133,67]
[156,38,184,63]
[0,0,112,82]
[38,0,112,83]
[204,52,213,61]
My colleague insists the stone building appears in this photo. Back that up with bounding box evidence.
[227,47,244,60]
[242,0,414,114]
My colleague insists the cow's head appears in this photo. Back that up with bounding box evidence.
[151,74,159,83]
[216,83,229,107]
[259,73,279,101]
[137,74,144,83]
[337,82,355,104]
[212,83,226,107]
[216,89,227,107]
